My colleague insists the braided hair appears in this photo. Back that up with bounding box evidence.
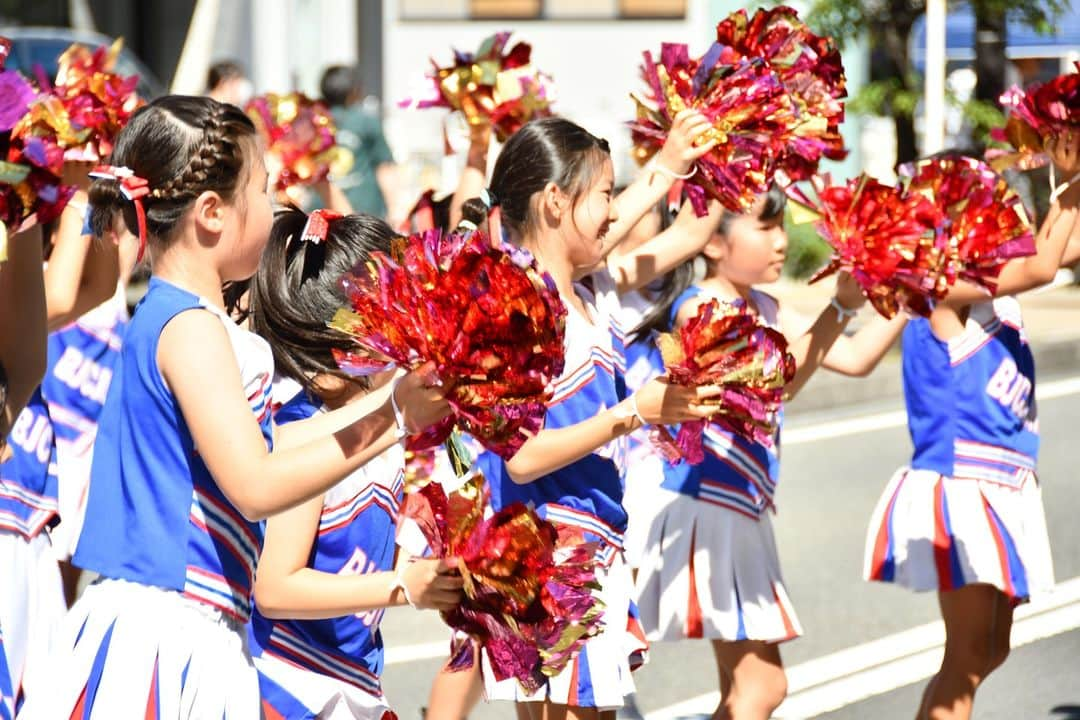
[88,95,257,251]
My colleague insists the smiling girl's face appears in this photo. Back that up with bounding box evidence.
[560,156,617,269]
[705,192,788,286]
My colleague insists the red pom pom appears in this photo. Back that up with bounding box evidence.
[246,93,351,190]
[787,175,947,318]
[902,154,1035,296]
[331,229,567,461]
[655,298,795,463]
[399,476,603,691]
[401,31,555,143]
[629,5,847,216]
[991,63,1080,171]
[12,39,143,162]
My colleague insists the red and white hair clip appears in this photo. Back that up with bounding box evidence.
[297,208,343,246]
[90,164,152,262]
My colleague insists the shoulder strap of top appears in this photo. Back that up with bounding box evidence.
[749,289,781,329]
[668,285,703,326]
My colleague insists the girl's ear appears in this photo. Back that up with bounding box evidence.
[540,181,566,221]
[702,233,726,262]
[192,190,227,237]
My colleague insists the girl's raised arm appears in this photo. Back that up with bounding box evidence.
[601,111,717,252]
[0,224,47,436]
[44,193,120,330]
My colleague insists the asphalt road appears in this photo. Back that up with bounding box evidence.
[379,374,1080,720]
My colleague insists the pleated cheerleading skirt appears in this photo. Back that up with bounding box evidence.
[17,578,260,720]
[864,468,1054,604]
[634,490,802,644]
[622,453,668,570]
[0,529,65,712]
[481,553,647,711]
[0,624,14,720]
[255,651,396,720]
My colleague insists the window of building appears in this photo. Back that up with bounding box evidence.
[399,0,686,20]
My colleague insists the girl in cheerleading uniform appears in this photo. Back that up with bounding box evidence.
[631,186,907,720]
[0,388,62,714]
[19,95,451,720]
[245,207,464,720]
[464,114,723,719]
[0,224,62,715]
[864,142,1080,720]
[42,200,139,600]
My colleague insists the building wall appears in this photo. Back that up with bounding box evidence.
[380,0,715,192]
[381,0,867,196]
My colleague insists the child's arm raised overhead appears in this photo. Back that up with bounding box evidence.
[607,199,722,294]
[600,110,717,253]
[44,192,120,330]
[449,122,492,230]
[504,378,721,485]
[160,310,450,521]
[0,224,47,435]
[941,133,1080,307]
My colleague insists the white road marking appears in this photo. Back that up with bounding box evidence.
[385,639,452,665]
[785,375,1080,446]
[643,576,1080,720]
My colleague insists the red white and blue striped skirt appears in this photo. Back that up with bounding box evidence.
[634,489,802,644]
[864,468,1053,604]
[17,578,260,719]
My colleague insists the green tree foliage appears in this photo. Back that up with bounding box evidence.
[805,0,1069,164]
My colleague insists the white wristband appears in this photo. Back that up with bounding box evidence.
[390,566,416,608]
[653,160,697,180]
[1050,168,1080,203]
[830,296,858,323]
[616,394,648,428]
[389,375,408,442]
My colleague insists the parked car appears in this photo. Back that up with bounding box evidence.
[0,26,164,98]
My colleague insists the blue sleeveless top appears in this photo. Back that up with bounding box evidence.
[43,290,127,475]
[0,388,58,539]
[249,389,404,696]
[480,269,629,565]
[903,297,1038,484]
[658,285,782,518]
[73,278,274,621]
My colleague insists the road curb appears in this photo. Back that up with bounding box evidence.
[787,335,1080,417]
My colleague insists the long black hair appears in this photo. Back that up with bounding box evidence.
[249,207,399,398]
[460,116,610,240]
[630,185,787,345]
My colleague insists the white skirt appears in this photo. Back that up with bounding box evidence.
[0,627,11,720]
[635,490,802,643]
[622,453,668,570]
[17,578,260,720]
[50,442,94,561]
[864,468,1054,603]
[255,651,394,720]
[0,529,65,710]
[481,553,646,711]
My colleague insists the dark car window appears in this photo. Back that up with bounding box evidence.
[7,38,161,99]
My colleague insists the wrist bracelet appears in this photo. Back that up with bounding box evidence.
[653,160,697,180]
[1050,168,1080,203]
[829,296,859,323]
[390,566,416,608]
[615,394,648,428]
[389,375,408,442]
